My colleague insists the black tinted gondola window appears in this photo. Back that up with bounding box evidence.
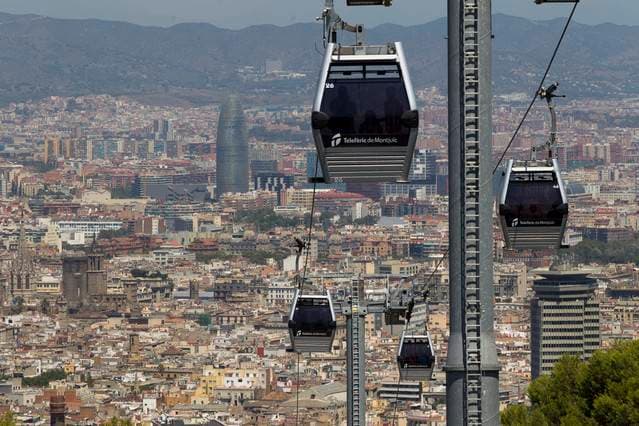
[294,298,333,333]
[329,65,364,80]
[401,340,434,366]
[365,64,401,79]
[506,172,564,221]
[320,62,411,145]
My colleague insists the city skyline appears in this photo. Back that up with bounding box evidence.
[0,2,636,424]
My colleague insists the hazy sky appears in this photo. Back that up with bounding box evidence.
[0,0,637,29]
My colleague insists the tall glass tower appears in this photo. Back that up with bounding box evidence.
[216,96,249,196]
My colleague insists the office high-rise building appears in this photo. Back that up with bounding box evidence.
[530,270,600,378]
[152,119,173,141]
[410,149,437,183]
[303,151,347,192]
[254,173,295,205]
[0,172,8,199]
[44,137,62,164]
[216,96,249,196]
[254,173,295,193]
[382,149,438,198]
[251,160,279,177]
[306,151,323,180]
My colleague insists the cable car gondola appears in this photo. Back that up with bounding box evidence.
[311,42,419,183]
[397,331,435,381]
[385,288,412,326]
[498,159,568,250]
[288,290,337,353]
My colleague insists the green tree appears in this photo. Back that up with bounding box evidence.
[0,412,15,426]
[235,208,298,231]
[23,369,67,387]
[24,161,57,173]
[353,216,378,226]
[196,314,211,327]
[562,236,639,265]
[103,418,132,426]
[243,250,280,265]
[502,341,639,425]
[10,297,24,315]
[98,228,130,239]
[195,251,234,263]
[500,404,537,426]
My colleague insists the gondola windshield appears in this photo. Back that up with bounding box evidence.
[503,171,565,228]
[292,297,334,336]
[319,62,411,149]
[400,338,434,368]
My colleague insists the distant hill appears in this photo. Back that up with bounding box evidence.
[0,12,637,104]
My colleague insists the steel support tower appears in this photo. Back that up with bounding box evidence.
[331,279,386,426]
[330,278,388,426]
[345,280,366,424]
[446,0,499,425]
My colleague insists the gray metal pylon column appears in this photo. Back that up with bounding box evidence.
[461,0,484,420]
[446,0,499,425]
[347,279,366,425]
[445,0,466,421]
[477,1,500,423]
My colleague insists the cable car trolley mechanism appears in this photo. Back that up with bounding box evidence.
[288,289,337,353]
[311,42,419,183]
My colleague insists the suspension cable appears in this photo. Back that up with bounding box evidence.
[422,248,449,295]
[391,279,427,425]
[492,1,580,174]
[391,299,414,426]
[296,352,301,425]
[412,246,449,297]
[294,154,320,425]
[300,155,320,288]
[389,247,447,425]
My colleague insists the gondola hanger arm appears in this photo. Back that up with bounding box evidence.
[318,0,364,45]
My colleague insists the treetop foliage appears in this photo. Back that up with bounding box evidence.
[23,369,67,387]
[564,237,639,265]
[502,340,639,425]
[235,208,298,231]
[0,412,15,426]
[103,418,133,426]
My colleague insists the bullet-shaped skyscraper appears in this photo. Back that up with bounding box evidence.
[216,96,249,196]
